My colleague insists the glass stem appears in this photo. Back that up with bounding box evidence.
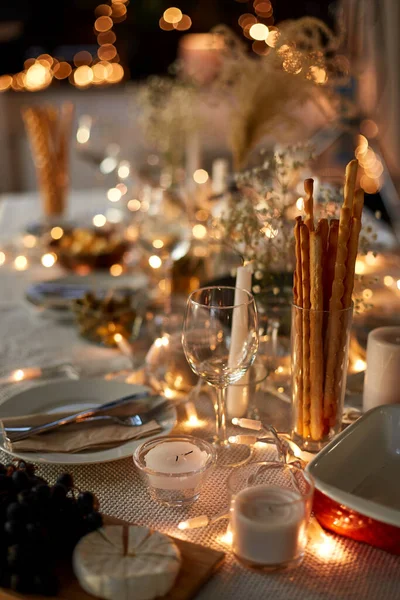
[164,256,173,316]
[215,386,227,446]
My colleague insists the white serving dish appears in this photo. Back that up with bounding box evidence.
[307,405,400,553]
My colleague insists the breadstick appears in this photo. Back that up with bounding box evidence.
[293,217,303,435]
[324,204,353,420]
[324,219,339,311]
[304,179,314,232]
[300,223,311,438]
[309,230,324,440]
[343,190,364,308]
[344,160,358,209]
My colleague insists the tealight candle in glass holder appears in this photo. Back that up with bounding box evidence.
[228,462,314,571]
[133,435,216,506]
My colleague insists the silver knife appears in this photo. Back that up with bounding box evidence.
[1,391,164,442]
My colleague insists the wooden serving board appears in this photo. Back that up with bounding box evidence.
[1,514,225,600]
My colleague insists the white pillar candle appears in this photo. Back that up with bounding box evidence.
[231,485,307,566]
[212,158,228,196]
[227,264,253,418]
[144,441,208,490]
[363,326,400,411]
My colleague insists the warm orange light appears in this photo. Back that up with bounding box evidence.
[53,62,72,80]
[149,255,162,269]
[0,252,5,265]
[74,66,94,87]
[24,58,36,70]
[14,256,28,271]
[25,63,52,91]
[159,17,174,31]
[173,15,192,31]
[360,119,379,139]
[95,16,113,32]
[50,227,64,240]
[98,44,117,61]
[309,65,327,84]
[111,3,127,18]
[37,53,53,67]
[192,224,207,240]
[105,63,124,83]
[95,3,112,17]
[193,169,209,184]
[110,264,123,276]
[128,199,141,212]
[97,30,116,45]
[41,253,57,268]
[73,51,92,67]
[249,23,269,40]
[238,13,257,28]
[0,75,12,91]
[163,7,182,24]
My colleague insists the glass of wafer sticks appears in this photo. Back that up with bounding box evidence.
[291,159,364,451]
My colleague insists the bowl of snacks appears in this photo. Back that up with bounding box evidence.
[49,226,128,272]
[72,290,145,346]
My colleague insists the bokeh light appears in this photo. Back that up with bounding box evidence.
[193,169,209,184]
[0,75,12,91]
[110,264,123,276]
[249,23,269,41]
[53,62,72,80]
[95,16,113,32]
[50,227,64,240]
[128,199,141,212]
[163,7,183,24]
[41,253,57,268]
[93,214,107,227]
[98,44,117,61]
[173,15,192,31]
[73,65,94,87]
[149,255,162,269]
[107,187,122,202]
[95,4,112,17]
[14,256,28,271]
[0,252,6,265]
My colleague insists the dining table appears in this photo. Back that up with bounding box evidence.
[0,190,399,600]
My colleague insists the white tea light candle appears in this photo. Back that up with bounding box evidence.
[134,436,216,506]
[363,327,400,411]
[144,440,208,490]
[231,485,306,568]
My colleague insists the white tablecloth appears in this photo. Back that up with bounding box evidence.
[0,192,399,600]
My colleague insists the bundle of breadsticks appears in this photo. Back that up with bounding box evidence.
[293,159,364,442]
[22,103,74,218]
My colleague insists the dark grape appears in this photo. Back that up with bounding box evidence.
[0,474,14,493]
[35,572,58,596]
[78,491,95,514]
[86,511,103,532]
[51,483,67,504]
[11,572,35,593]
[56,473,74,489]
[4,520,23,542]
[6,502,28,522]
[11,470,30,492]
[17,489,32,504]
[32,484,51,503]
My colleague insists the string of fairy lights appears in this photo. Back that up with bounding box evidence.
[0,0,128,93]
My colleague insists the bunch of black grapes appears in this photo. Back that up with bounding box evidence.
[0,460,103,595]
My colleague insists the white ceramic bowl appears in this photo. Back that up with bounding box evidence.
[307,405,400,554]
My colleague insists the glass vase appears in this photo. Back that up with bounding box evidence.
[291,304,353,452]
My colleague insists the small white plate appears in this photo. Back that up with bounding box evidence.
[0,379,176,465]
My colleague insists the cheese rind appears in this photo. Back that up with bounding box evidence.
[73,525,181,600]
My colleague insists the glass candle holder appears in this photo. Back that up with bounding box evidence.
[133,435,216,506]
[226,356,269,420]
[228,462,314,572]
[291,304,353,452]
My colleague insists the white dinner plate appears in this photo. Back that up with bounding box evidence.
[0,379,176,465]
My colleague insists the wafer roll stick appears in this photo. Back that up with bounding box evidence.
[300,224,311,438]
[324,204,353,420]
[304,179,314,232]
[293,217,303,435]
[324,219,339,311]
[310,230,324,440]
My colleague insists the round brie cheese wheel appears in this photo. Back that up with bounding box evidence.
[73,525,181,600]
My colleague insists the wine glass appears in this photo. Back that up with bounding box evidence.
[182,286,259,467]
[138,185,192,317]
